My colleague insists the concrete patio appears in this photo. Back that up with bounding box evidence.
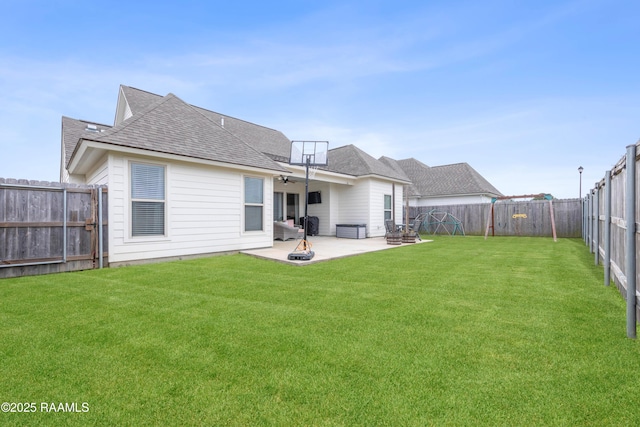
[241,236,430,265]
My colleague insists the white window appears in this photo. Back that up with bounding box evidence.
[244,177,264,231]
[384,194,392,221]
[131,163,166,237]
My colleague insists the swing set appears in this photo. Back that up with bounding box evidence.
[484,193,557,242]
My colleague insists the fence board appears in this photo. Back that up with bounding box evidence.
[408,199,581,238]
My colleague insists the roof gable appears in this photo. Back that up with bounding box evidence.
[116,85,292,162]
[116,85,163,125]
[379,156,421,195]
[327,145,410,181]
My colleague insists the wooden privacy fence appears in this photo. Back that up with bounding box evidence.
[406,198,582,238]
[0,178,107,279]
[585,142,639,338]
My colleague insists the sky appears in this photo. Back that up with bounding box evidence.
[1,0,638,199]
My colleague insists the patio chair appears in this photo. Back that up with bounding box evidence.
[385,219,400,239]
[273,221,302,241]
[408,218,422,241]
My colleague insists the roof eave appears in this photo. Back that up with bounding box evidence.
[68,139,290,176]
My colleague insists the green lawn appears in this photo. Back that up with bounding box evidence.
[1,237,638,426]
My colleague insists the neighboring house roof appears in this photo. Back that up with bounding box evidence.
[380,156,502,198]
[68,92,288,173]
[326,145,410,182]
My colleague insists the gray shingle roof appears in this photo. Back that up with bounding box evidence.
[62,116,112,168]
[325,145,410,181]
[64,85,437,185]
[79,93,288,172]
[381,157,502,197]
[120,86,161,117]
[119,85,293,162]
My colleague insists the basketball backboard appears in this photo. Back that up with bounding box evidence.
[289,141,329,166]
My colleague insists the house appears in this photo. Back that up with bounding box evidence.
[60,85,410,265]
[379,157,502,206]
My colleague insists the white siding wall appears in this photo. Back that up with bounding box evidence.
[336,181,370,230]
[328,183,341,235]
[368,179,401,237]
[307,182,331,235]
[61,166,69,183]
[329,179,405,238]
[108,154,273,264]
[67,174,87,185]
[86,155,109,185]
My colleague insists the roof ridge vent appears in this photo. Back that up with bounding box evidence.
[86,124,99,132]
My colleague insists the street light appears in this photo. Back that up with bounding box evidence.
[578,166,584,198]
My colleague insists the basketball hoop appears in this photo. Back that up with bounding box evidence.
[287,141,329,261]
[289,141,328,166]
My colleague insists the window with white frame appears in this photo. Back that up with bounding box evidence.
[131,162,166,237]
[384,194,392,221]
[244,176,264,231]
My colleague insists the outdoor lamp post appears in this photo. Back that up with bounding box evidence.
[578,166,584,198]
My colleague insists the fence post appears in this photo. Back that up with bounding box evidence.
[604,171,612,286]
[593,187,600,265]
[585,194,590,246]
[63,187,67,263]
[98,187,104,269]
[582,196,587,244]
[589,190,594,253]
[625,144,637,339]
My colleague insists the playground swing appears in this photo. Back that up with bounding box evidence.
[484,193,557,242]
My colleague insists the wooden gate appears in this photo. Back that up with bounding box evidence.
[0,179,108,278]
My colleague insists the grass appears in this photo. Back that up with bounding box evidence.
[1,236,639,426]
